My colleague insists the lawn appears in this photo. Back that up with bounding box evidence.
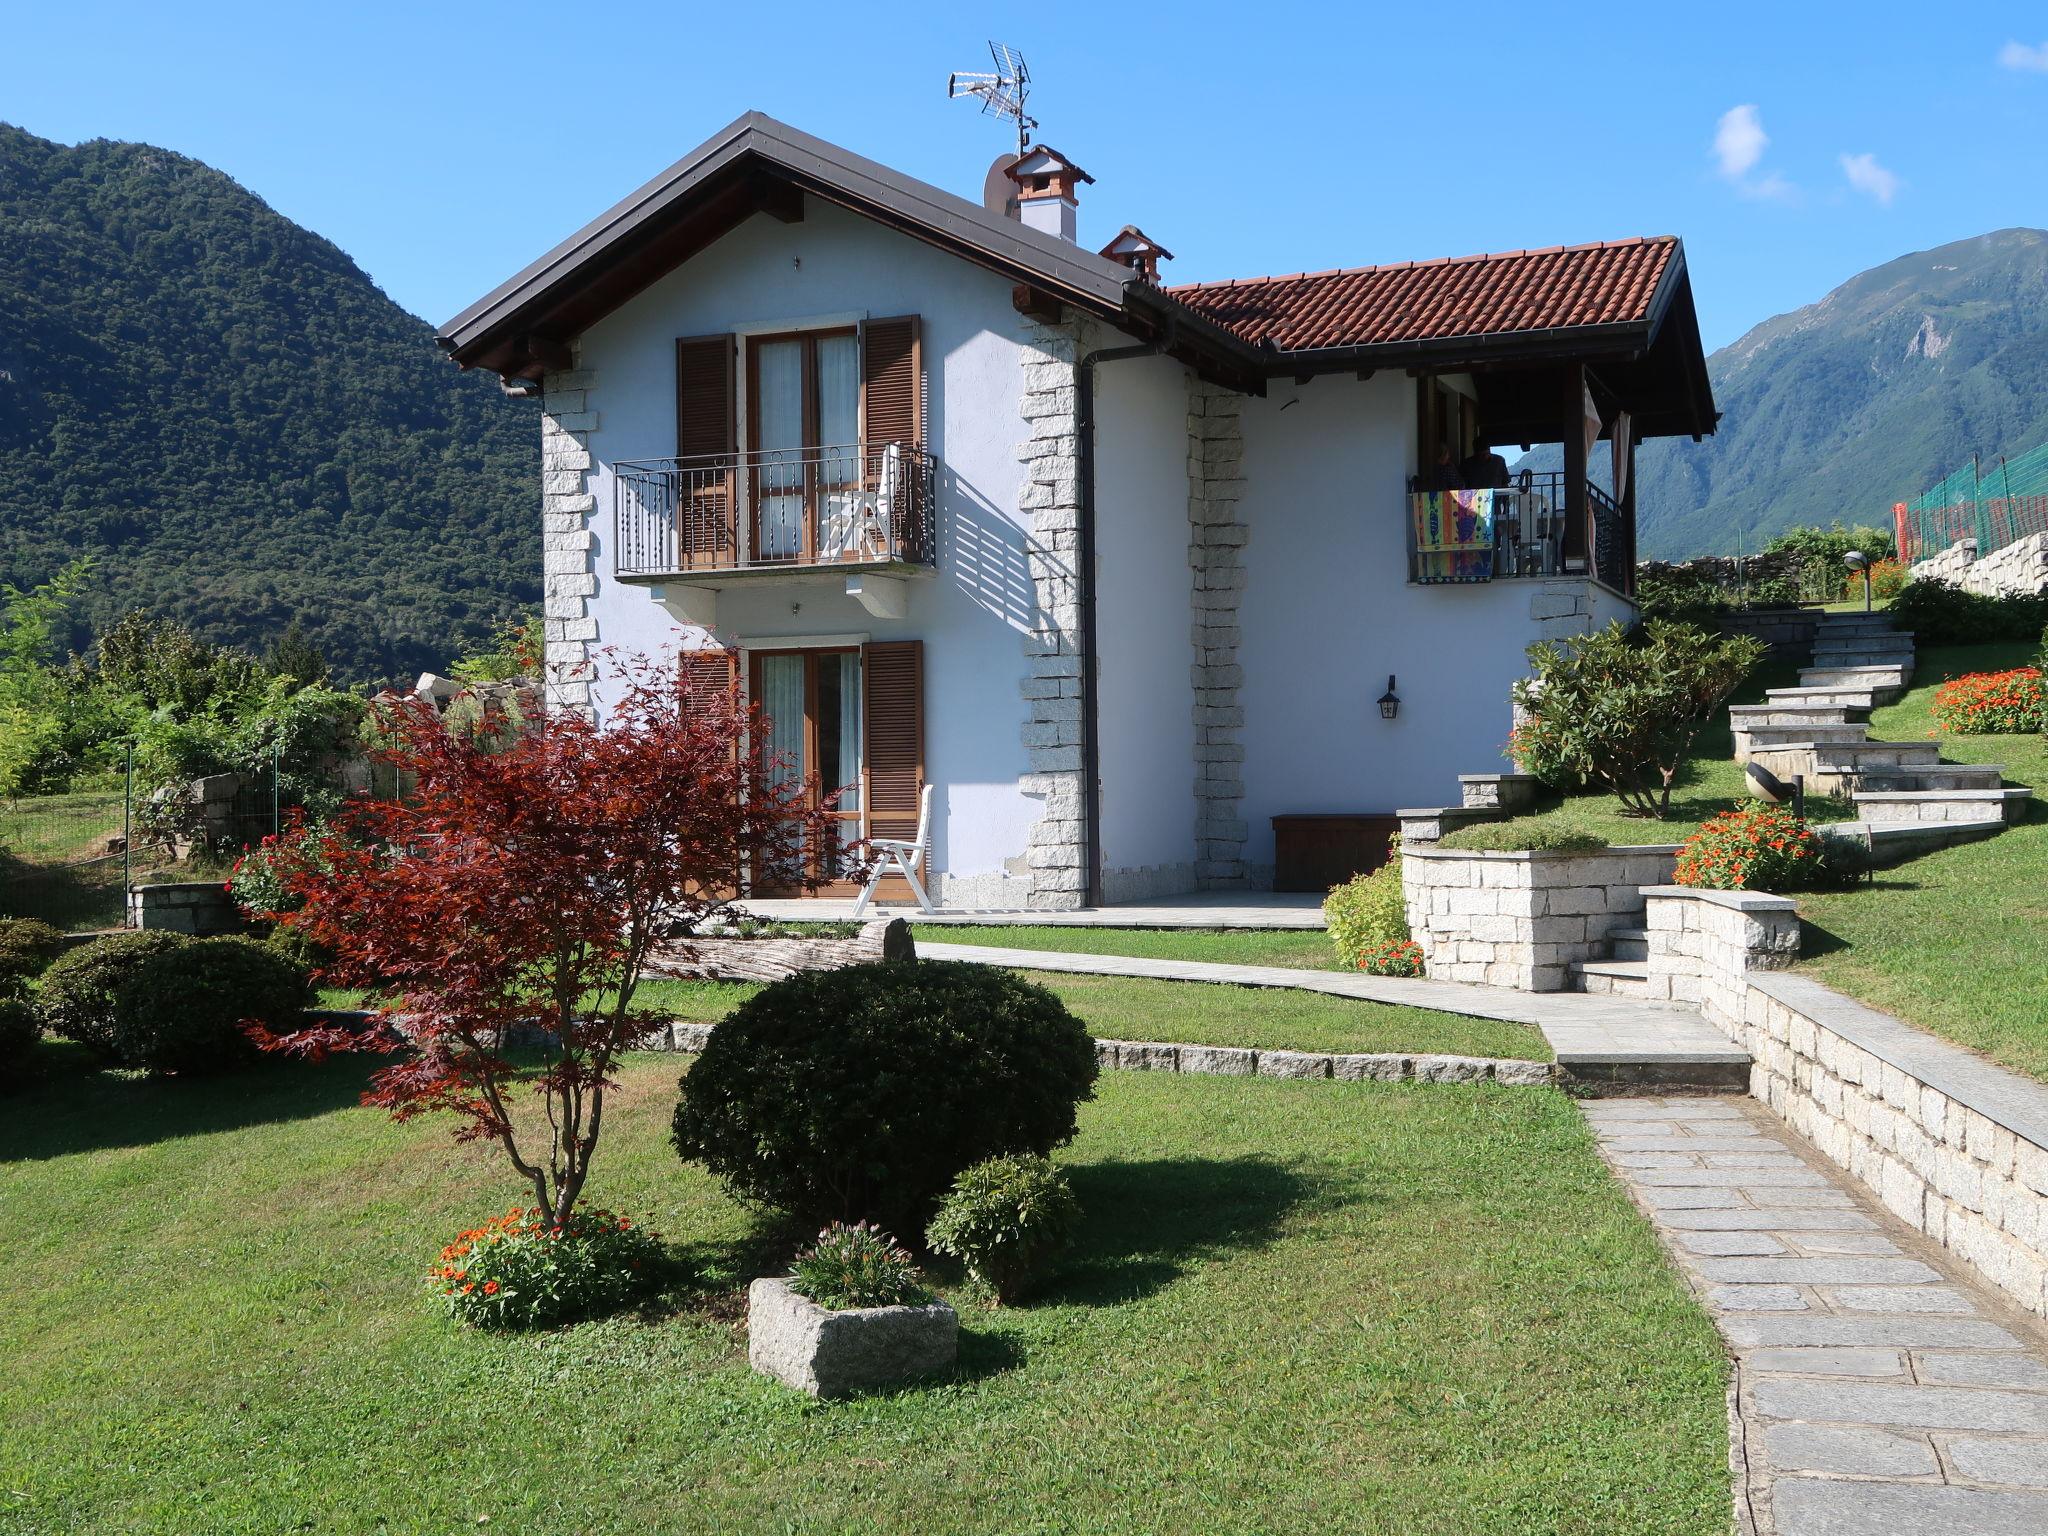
[0,1052,1727,1535]
[510,961,1556,1061]
[1795,640,2048,1081]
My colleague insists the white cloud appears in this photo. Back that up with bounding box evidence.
[1840,151,1902,206]
[1714,105,1769,179]
[1998,39,2048,72]
[1747,171,1800,205]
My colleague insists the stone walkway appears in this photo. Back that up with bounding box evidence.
[1587,1096,2048,1534]
[919,942,1749,1083]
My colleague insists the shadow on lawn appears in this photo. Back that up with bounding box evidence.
[1044,1156,1320,1306]
[0,1044,377,1163]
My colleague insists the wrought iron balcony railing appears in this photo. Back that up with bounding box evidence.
[614,442,935,578]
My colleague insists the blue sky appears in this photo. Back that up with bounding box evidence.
[7,2,2047,350]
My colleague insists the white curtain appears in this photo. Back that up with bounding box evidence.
[755,341,804,558]
[758,653,806,789]
[833,653,861,815]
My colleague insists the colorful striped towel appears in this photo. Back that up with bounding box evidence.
[1412,490,1496,581]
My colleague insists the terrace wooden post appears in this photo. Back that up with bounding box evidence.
[1561,363,1589,566]
[1619,428,1639,596]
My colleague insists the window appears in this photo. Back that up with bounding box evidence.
[750,646,864,890]
[748,330,860,562]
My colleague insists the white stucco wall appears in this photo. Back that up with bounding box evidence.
[1092,353,1199,890]
[1234,373,1631,879]
[571,196,1064,888]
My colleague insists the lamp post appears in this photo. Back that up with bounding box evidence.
[1843,551,1871,614]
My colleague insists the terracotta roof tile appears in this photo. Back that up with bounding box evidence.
[1164,236,1679,353]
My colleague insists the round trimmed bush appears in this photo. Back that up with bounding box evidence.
[109,935,311,1076]
[37,930,193,1060]
[671,960,1098,1231]
[0,918,67,989]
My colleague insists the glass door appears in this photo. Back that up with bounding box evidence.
[747,330,860,564]
[750,648,863,893]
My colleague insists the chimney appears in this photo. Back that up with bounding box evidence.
[1098,225,1174,285]
[1005,145,1093,243]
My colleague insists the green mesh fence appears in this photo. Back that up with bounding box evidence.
[1895,440,2048,562]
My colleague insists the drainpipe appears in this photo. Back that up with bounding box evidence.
[1074,327,1172,908]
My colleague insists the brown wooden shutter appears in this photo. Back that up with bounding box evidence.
[675,335,736,568]
[860,316,921,449]
[863,640,924,893]
[678,646,737,722]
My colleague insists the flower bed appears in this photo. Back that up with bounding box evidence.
[1930,666,2045,735]
[431,1206,667,1329]
[1672,805,1828,892]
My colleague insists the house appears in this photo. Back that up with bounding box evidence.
[437,113,1716,910]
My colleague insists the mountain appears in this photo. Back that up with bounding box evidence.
[0,123,538,683]
[1637,228,2048,558]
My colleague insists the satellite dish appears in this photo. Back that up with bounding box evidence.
[982,152,1020,219]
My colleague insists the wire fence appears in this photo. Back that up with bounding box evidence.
[0,745,285,933]
[1894,440,2048,563]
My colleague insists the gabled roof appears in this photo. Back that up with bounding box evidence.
[1167,237,1683,356]
[437,113,1150,380]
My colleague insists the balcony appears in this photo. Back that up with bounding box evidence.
[614,442,936,587]
[1406,471,1634,595]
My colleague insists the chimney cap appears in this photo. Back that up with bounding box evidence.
[1006,144,1094,202]
[1099,224,1174,283]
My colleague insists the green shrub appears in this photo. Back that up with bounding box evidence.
[36,930,193,1059]
[672,960,1099,1231]
[0,917,67,988]
[430,1205,669,1330]
[1672,805,1860,892]
[925,1153,1080,1305]
[262,918,333,976]
[109,935,310,1076]
[1323,856,1408,967]
[788,1221,931,1310]
[1888,581,2048,646]
[1510,620,1766,819]
[0,994,40,1086]
[1436,819,1610,853]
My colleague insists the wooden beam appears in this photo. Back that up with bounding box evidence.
[1011,284,1062,324]
[1561,362,1589,563]
[753,176,805,224]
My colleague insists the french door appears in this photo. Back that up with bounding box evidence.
[750,647,864,893]
[747,330,860,563]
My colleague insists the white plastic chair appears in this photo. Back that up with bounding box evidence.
[821,442,901,561]
[850,781,935,917]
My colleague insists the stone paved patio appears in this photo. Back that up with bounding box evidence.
[1587,1096,2048,1534]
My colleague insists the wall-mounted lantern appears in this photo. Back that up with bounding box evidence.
[1377,675,1401,720]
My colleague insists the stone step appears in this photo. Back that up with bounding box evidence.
[1736,724,1872,762]
[1810,648,1916,669]
[1570,958,1652,998]
[1795,669,1910,702]
[1765,684,1889,711]
[1728,702,1870,727]
[1812,614,1899,631]
[1849,763,2010,792]
[1603,926,1649,962]
[1458,772,1541,814]
[1854,787,2033,827]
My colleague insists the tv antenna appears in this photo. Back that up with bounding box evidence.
[948,41,1037,158]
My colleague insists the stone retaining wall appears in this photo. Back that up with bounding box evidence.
[644,918,911,984]
[1403,844,1679,991]
[1911,532,2048,597]
[1644,886,2048,1322]
[128,881,245,936]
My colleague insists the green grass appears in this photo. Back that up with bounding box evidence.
[1795,641,2048,1081]
[1009,970,1550,1059]
[0,1053,1727,1534]
[338,959,1552,1062]
[915,922,1347,971]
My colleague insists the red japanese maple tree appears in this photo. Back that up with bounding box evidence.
[251,656,844,1224]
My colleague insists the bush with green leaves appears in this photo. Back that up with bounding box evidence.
[108,935,310,1076]
[1673,805,1861,893]
[788,1222,931,1310]
[1888,580,2048,646]
[1762,524,1896,602]
[1322,854,1408,967]
[925,1154,1080,1305]
[0,992,41,1082]
[430,1206,669,1330]
[672,960,1098,1231]
[1436,819,1610,853]
[36,930,193,1059]
[0,918,67,989]
[1510,621,1766,819]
